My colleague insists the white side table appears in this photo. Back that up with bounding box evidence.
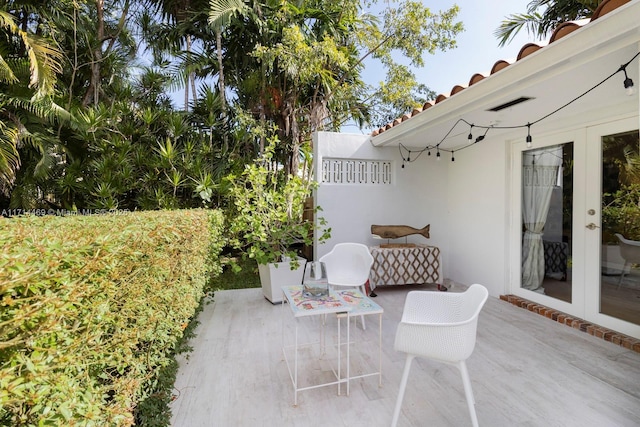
[281,285,352,406]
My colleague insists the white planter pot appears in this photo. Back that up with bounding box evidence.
[258,257,306,303]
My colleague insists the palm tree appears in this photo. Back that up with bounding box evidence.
[141,0,213,110]
[0,8,64,193]
[495,0,600,47]
[208,0,250,115]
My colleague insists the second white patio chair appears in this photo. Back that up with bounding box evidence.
[391,284,489,427]
[319,242,374,329]
[615,233,640,290]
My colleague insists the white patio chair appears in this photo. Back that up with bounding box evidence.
[391,284,489,427]
[615,233,640,290]
[319,242,374,329]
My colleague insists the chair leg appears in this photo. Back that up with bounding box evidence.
[360,285,367,330]
[458,360,479,427]
[391,355,414,427]
[617,261,629,290]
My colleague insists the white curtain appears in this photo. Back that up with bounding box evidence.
[522,146,563,291]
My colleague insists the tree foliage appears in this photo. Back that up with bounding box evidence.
[494,0,600,47]
[226,134,330,266]
[0,5,65,193]
[0,0,462,211]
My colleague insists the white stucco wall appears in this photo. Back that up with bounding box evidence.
[314,131,512,297]
[445,138,510,296]
[314,132,449,267]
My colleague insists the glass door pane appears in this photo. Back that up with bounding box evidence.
[521,143,573,301]
[600,130,640,326]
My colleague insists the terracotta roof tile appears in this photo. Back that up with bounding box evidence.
[517,43,542,60]
[468,73,485,86]
[435,94,448,104]
[549,22,581,43]
[591,0,629,20]
[371,0,631,137]
[490,59,510,74]
[450,85,466,95]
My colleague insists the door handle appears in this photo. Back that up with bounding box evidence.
[586,223,599,230]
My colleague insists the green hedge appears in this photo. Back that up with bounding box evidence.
[0,209,224,426]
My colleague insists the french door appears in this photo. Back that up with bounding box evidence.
[512,117,640,339]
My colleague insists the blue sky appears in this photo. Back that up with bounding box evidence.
[417,0,535,95]
[349,0,537,131]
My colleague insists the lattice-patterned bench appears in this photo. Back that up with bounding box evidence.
[368,244,442,290]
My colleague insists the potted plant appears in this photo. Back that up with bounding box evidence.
[226,137,331,303]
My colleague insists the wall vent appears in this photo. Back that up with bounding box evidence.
[488,96,534,112]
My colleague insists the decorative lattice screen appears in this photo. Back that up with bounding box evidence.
[321,158,392,185]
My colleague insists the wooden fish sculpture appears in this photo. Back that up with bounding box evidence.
[371,224,430,240]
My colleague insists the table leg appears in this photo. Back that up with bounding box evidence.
[347,312,351,396]
[320,314,325,356]
[337,314,341,396]
[281,293,285,354]
[294,319,299,406]
[378,313,382,387]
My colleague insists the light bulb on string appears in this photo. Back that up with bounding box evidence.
[526,123,533,148]
[436,149,441,160]
[451,151,455,162]
[468,124,474,141]
[622,65,635,96]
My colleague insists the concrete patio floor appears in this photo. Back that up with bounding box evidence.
[169,284,640,427]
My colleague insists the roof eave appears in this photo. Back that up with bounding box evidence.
[370,0,640,147]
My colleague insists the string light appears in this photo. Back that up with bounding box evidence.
[396,51,640,168]
[475,127,489,143]
[621,64,635,96]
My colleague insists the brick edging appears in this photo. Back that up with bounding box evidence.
[500,294,640,354]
